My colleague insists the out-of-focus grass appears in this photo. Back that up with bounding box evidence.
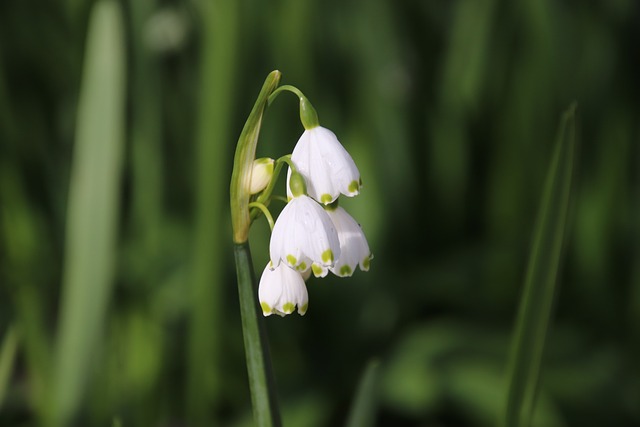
[0,326,19,410]
[502,105,577,427]
[50,2,125,425]
[188,0,239,423]
[345,359,380,427]
[0,0,638,426]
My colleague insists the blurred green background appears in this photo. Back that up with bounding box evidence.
[1,0,639,426]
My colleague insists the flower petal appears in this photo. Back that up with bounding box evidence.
[270,195,341,269]
[258,262,308,316]
[311,262,329,278]
[291,126,360,204]
[327,206,371,277]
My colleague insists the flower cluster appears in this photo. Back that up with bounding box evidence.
[257,119,372,317]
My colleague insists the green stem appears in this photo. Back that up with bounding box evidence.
[249,202,275,230]
[267,85,319,129]
[234,242,281,427]
[267,84,305,105]
[272,195,289,204]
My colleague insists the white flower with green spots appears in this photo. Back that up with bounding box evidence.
[269,193,340,272]
[291,126,361,205]
[258,262,308,316]
[311,205,372,278]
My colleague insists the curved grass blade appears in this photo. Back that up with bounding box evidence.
[501,104,577,427]
[345,359,380,427]
[0,325,19,411]
[50,2,126,425]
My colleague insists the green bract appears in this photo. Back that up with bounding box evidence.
[230,70,281,244]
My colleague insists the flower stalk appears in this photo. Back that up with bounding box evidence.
[268,85,319,129]
[234,242,281,427]
[230,71,282,426]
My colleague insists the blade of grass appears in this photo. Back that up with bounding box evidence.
[50,1,126,425]
[500,104,577,427]
[345,359,380,427]
[187,0,239,423]
[0,325,19,410]
[129,0,163,259]
[0,167,51,420]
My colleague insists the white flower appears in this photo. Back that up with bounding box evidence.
[270,194,341,271]
[258,262,308,316]
[291,126,360,205]
[311,206,372,278]
[249,157,274,194]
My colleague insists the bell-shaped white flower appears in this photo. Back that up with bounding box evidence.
[311,205,372,278]
[258,262,308,316]
[270,194,340,270]
[291,126,360,205]
[270,172,340,271]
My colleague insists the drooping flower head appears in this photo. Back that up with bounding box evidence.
[291,126,361,205]
[231,75,371,322]
[258,262,308,316]
[270,170,341,272]
[311,204,373,278]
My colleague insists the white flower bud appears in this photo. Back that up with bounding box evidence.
[249,158,274,194]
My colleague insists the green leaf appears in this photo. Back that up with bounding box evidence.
[345,359,380,427]
[0,325,19,410]
[500,104,578,427]
[50,1,126,425]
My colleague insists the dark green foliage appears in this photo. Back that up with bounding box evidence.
[0,0,638,425]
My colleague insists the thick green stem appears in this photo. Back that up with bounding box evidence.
[234,242,281,427]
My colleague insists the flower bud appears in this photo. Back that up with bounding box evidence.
[288,170,307,198]
[299,96,319,130]
[249,158,274,194]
